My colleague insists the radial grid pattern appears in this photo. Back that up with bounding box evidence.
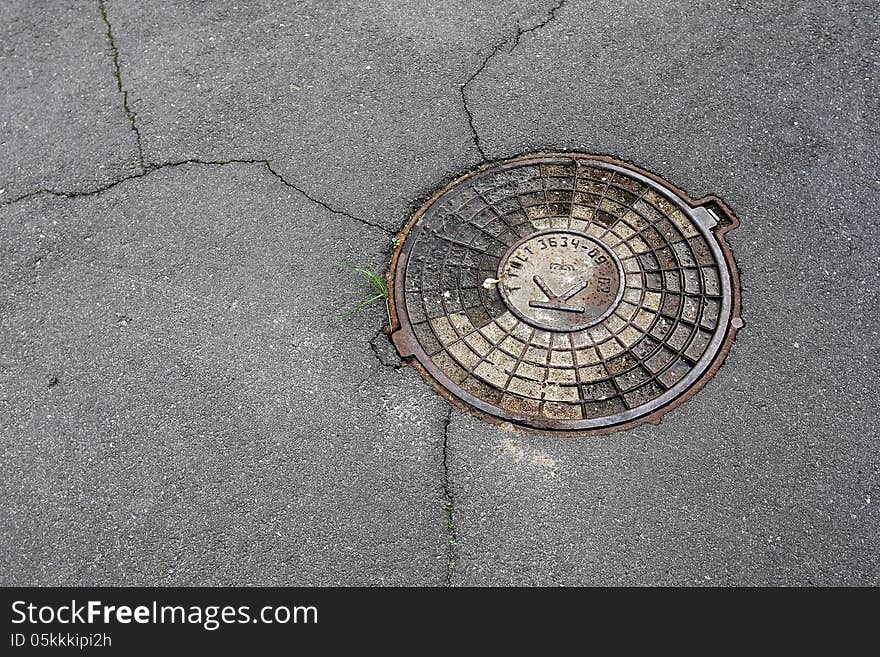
[396,155,734,430]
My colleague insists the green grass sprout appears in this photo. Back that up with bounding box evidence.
[341,267,391,325]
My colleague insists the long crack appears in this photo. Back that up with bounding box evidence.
[441,406,458,586]
[263,162,393,236]
[459,40,511,160]
[459,0,567,160]
[0,159,392,236]
[9,5,392,238]
[98,0,145,173]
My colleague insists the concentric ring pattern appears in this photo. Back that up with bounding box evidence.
[390,154,741,432]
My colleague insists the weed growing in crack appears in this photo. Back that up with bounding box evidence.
[341,267,391,325]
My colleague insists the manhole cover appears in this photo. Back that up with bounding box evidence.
[389,153,742,433]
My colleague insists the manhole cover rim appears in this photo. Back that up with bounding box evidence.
[388,152,742,434]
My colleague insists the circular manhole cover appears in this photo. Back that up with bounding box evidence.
[389,153,742,433]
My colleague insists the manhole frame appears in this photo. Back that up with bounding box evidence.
[388,152,743,435]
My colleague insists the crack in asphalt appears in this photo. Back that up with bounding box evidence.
[459,40,510,160]
[5,4,393,240]
[0,159,391,236]
[369,326,401,370]
[98,0,146,173]
[459,0,567,160]
[512,0,568,50]
[441,406,458,586]
[263,162,393,236]
[355,326,401,391]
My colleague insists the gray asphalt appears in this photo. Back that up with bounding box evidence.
[1,0,877,585]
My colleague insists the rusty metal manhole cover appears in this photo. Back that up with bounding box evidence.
[389,153,742,433]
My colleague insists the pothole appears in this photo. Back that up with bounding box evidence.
[389,153,742,433]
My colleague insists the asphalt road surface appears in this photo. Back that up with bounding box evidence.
[1,0,877,585]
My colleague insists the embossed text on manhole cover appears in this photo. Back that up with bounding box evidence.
[389,153,742,433]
